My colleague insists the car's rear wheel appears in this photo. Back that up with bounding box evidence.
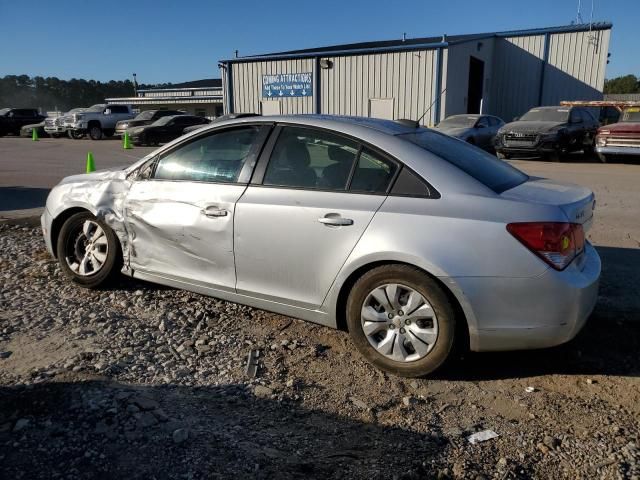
[346,265,456,377]
[56,212,122,288]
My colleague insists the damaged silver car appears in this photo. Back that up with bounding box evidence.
[41,115,601,377]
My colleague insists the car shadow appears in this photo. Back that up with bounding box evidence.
[105,246,640,381]
[437,245,640,381]
[0,186,50,211]
[0,379,453,479]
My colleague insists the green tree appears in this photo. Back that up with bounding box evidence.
[603,74,640,94]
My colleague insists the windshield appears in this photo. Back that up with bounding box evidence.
[87,104,105,112]
[67,108,85,114]
[0,108,9,116]
[152,116,174,126]
[399,130,528,193]
[621,108,640,122]
[135,111,155,121]
[520,108,569,122]
[437,115,478,128]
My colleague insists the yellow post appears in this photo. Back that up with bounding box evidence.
[86,152,96,173]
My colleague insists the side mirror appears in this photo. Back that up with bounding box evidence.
[104,109,111,115]
[477,123,486,129]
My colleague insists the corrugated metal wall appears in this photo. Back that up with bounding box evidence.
[321,49,441,125]
[490,28,611,122]
[490,35,546,122]
[444,38,496,116]
[230,59,314,115]
[223,27,611,126]
[543,28,610,104]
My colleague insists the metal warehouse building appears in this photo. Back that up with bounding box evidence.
[220,23,612,124]
[106,79,224,119]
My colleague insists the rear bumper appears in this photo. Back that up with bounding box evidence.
[596,145,640,156]
[457,242,600,352]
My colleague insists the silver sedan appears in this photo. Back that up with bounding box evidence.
[434,114,504,150]
[41,115,600,377]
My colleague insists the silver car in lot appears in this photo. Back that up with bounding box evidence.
[434,114,504,150]
[41,115,600,376]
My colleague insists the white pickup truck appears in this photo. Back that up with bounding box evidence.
[67,104,135,140]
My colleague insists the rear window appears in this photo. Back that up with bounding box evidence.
[399,130,528,193]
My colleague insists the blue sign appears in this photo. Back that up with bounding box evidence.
[262,73,312,98]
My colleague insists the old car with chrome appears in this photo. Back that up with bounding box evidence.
[41,115,600,377]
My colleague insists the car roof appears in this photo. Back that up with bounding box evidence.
[212,114,422,136]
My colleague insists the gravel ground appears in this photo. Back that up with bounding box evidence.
[0,224,639,479]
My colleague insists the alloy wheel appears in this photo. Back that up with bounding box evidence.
[65,220,109,276]
[361,283,439,362]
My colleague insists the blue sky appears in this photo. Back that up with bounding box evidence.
[0,0,637,83]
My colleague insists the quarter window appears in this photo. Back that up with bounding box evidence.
[263,127,359,190]
[153,126,261,183]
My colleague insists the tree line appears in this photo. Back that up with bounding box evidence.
[2,73,638,113]
[603,74,640,94]
[0,75,167,112]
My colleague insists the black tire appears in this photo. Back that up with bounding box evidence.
[88,124,103,140]
[56,211,122,288]
[545,151,561,162]
[68,130,84,140]
[346,264,456,377]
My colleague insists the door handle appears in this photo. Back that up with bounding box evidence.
[202,207,228,218]
[318,214,353,226]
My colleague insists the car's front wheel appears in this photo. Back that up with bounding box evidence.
[56,212,122,288]
[346,265,456,377]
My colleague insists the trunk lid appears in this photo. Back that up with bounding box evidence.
[501,177,595,231]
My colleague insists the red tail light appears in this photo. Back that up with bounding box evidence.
[506,222,585,270]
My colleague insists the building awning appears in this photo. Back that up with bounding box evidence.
[105,96,223,105]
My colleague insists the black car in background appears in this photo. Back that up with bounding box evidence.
[128,115,210,146]
[115,109,185,136]
[182,113,260,135]
[494,106,599,161]
[0,108,46,136]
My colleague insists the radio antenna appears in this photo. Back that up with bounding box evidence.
[417,87,447,125]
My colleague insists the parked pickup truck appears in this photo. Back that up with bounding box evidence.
[67,104,134,140]
[0,108,46,136]
[595,107,640,163]
[44,108,85,137]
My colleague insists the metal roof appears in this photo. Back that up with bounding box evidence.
[221,22,612,63]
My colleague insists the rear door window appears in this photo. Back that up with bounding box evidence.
[349,148,398,193]
[399,130,528,193]
[263,127,359,190]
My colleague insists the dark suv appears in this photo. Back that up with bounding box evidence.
[0,108,46,136]
[114,109,185,136]
[494,106,599,161]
